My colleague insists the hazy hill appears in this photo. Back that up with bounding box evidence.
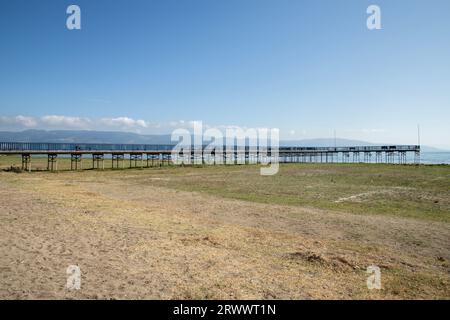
[280,138,376,147]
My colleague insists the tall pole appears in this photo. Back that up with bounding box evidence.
[417,124,421,146]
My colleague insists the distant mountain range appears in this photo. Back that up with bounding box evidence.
[0,129,447,152]
[0,129,173,145]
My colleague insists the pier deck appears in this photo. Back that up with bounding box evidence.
[0,142,420,171]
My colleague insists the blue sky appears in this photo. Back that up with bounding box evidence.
[0,0,449,148]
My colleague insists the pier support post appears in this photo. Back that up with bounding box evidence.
[130,153,143,168]
[342,152,350,163]
[47,154,57,171]
[70,154,82,170]
[146,153,151,167]
[385,151,395,164]
[112,153,124,169]
[21,154,31,172]
[375,151,382,164]
[364,152,372,163]
[92,154,104,170]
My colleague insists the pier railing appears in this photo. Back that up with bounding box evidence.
[0,142,175,152]
[0,142,420,153]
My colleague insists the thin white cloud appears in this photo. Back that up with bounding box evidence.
[100,117,148,129]
[0,115,151,132]
[40,115,92,128]
[0,115,38,128]
[16,115,38,127]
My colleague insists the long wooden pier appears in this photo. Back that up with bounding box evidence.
[0,142,420,171]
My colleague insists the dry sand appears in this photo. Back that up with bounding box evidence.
[0,170,449,299]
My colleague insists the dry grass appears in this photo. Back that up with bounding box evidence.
[0,163,449,299]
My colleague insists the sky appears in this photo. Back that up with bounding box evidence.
[0,0,449,148]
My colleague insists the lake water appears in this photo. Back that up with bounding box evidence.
[419,152,450,165]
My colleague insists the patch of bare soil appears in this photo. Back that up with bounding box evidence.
[0,171,449,299]
[334,187,416,203]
